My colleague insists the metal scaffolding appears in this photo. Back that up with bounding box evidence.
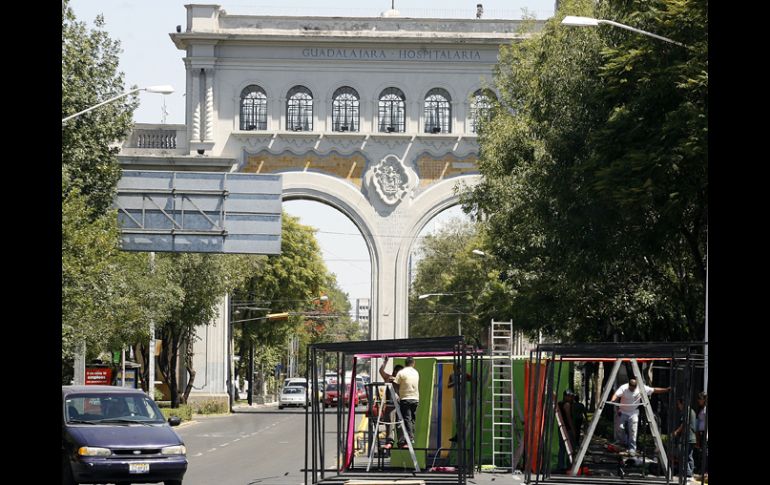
[304,336,481,485]
[524,342,707,485]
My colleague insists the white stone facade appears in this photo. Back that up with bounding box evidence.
[119,4,543,398]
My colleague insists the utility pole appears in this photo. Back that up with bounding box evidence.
[248,342,254,406]
[148,251,156,398]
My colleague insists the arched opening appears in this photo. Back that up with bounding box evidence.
[406,205,480,339]
[283,199,373,339]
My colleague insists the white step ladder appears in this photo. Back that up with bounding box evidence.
[366,382,420,472]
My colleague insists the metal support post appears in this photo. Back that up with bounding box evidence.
[248,341,254,406]
[569,358,623,476]
[630,358,668,473]
[148,251,156,398]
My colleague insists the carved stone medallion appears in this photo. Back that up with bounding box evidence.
[365,155,418,206]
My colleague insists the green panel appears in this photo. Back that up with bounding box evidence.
[390,358,435,469]
[476,358,570,469]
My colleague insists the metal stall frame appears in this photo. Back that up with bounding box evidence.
[304,336,481,485]
[523,342,706,485]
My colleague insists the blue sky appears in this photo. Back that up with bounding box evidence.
[68,0,555,313]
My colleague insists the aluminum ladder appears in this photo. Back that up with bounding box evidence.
[489,320,516,470]
[366,382,420,472]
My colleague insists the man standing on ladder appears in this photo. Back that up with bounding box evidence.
[609,377,670,455]
[381,356,420,448]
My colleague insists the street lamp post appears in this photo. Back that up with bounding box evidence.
[62,85,174,124]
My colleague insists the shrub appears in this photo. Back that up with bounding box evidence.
[192,399,229,415]
[160,404,192,422]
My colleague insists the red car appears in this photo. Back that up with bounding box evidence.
[324,383,359,407]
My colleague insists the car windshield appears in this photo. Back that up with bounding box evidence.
[64,393,166,424]
[283,387,304,395]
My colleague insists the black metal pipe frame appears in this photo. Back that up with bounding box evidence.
[530,345,543,485]
[305,349,316,483]
[468,344,474,481]
[304,346,308,483]
[320,350,326,480]
[475,353,484,472]
[525,348,534,484]
[523,342,705,485]
[338,351,344,474]
[542,356,559,478]
[304,336,476,484]
[460,343,466,484]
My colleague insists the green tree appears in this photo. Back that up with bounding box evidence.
[233,214,330,398]
[62,0,136,214]
[157,253,260,407]
[61,2,176,383]
[409,219,511,342]
[460,0,707,342]
[295,276,361,376]
[62,183,179,382]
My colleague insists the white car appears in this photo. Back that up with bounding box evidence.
[278,386,308,409]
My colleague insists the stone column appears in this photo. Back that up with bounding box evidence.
[204,68,215,142]
[191,68,202,142]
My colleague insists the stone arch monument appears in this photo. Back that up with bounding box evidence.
[118,4,542,401]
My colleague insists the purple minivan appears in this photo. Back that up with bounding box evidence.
[62,385,187,484]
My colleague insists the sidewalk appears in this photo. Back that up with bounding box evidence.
[232,401,278,410]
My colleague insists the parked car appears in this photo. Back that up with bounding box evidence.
[323,383,359,407]
[283,377,307,388]
[278,386,308,409]
[62,385,187,485]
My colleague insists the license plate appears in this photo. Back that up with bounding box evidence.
[129,463,150,474]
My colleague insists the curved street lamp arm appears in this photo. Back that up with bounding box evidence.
[597,19,689,48]
[62,87,142,124]
[62,85,174,124]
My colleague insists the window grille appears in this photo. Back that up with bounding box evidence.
[424,88,452,134]
[470,89,495,133]
[332,86,360,132]
[378,87,406,133]
[286,85,313,131]
[240,85,268,130]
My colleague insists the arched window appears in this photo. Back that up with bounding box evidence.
[332,87,360,132]
[286,86,313,131]
[378,87,406,133]
[424,88,452,134]
[240,85,267,131]
[470,89,496,133]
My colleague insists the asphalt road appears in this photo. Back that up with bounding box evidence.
[177,406,347,485]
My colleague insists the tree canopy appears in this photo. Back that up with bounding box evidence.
[460,0,707,342]
[62,1,158,374]
[409,219,512,342]
[62,0,136,213]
